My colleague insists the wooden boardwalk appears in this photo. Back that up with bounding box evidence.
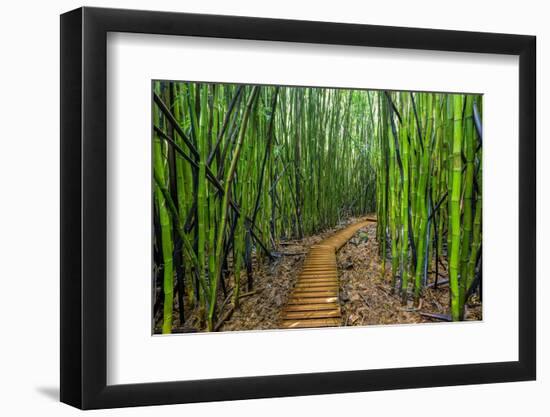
[280,217,376,329]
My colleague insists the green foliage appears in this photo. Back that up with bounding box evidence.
[373,91,482,319]
[152,82,482,332]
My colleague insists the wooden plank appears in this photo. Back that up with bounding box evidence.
[299,275,337,278]
[294,289,338,295]
[304,256,335,259]
[302,266,336,270]
[301,264,336,267]
[295,286,337,291]
[298,277,337,281]
[282,310,340,320]
[300,272,338,276]
[292,290,338,297]
[302,264,336,267]
[297,279,337,284]
[295,283,337,288]
[295,284,338,288]
[287,296,338,304]
[292,287,338,297]
[283,303,340,312]
[280,318,341,329]
[297,279,337,283]
[298,278,337,281]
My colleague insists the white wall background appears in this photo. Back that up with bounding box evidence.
[0,0,545,415]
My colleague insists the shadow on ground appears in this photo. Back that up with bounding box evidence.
[36,386,59,401]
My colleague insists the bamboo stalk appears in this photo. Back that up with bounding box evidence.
[449,94,464,321]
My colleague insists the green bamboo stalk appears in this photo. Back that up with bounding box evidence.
[386,93,399,292]
[153,82,174,333]
[459,96,475,317]
[449,94,464,321]
[399,120,410,304]
[412,94,431,305]
[197,84,208,319]
[467,97,483,294]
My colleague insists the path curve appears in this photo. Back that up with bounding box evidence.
[280,217,376,329]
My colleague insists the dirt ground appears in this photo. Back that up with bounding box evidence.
[337,222,482,326]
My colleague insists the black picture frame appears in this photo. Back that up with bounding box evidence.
[60,6,536,410]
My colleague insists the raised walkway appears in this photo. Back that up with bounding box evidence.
[280,217,376,329]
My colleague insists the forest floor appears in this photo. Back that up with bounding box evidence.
[216,217,482,332]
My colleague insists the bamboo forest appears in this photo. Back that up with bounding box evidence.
[152,80,483,334]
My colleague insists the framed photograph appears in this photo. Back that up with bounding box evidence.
[60,6,536,409]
